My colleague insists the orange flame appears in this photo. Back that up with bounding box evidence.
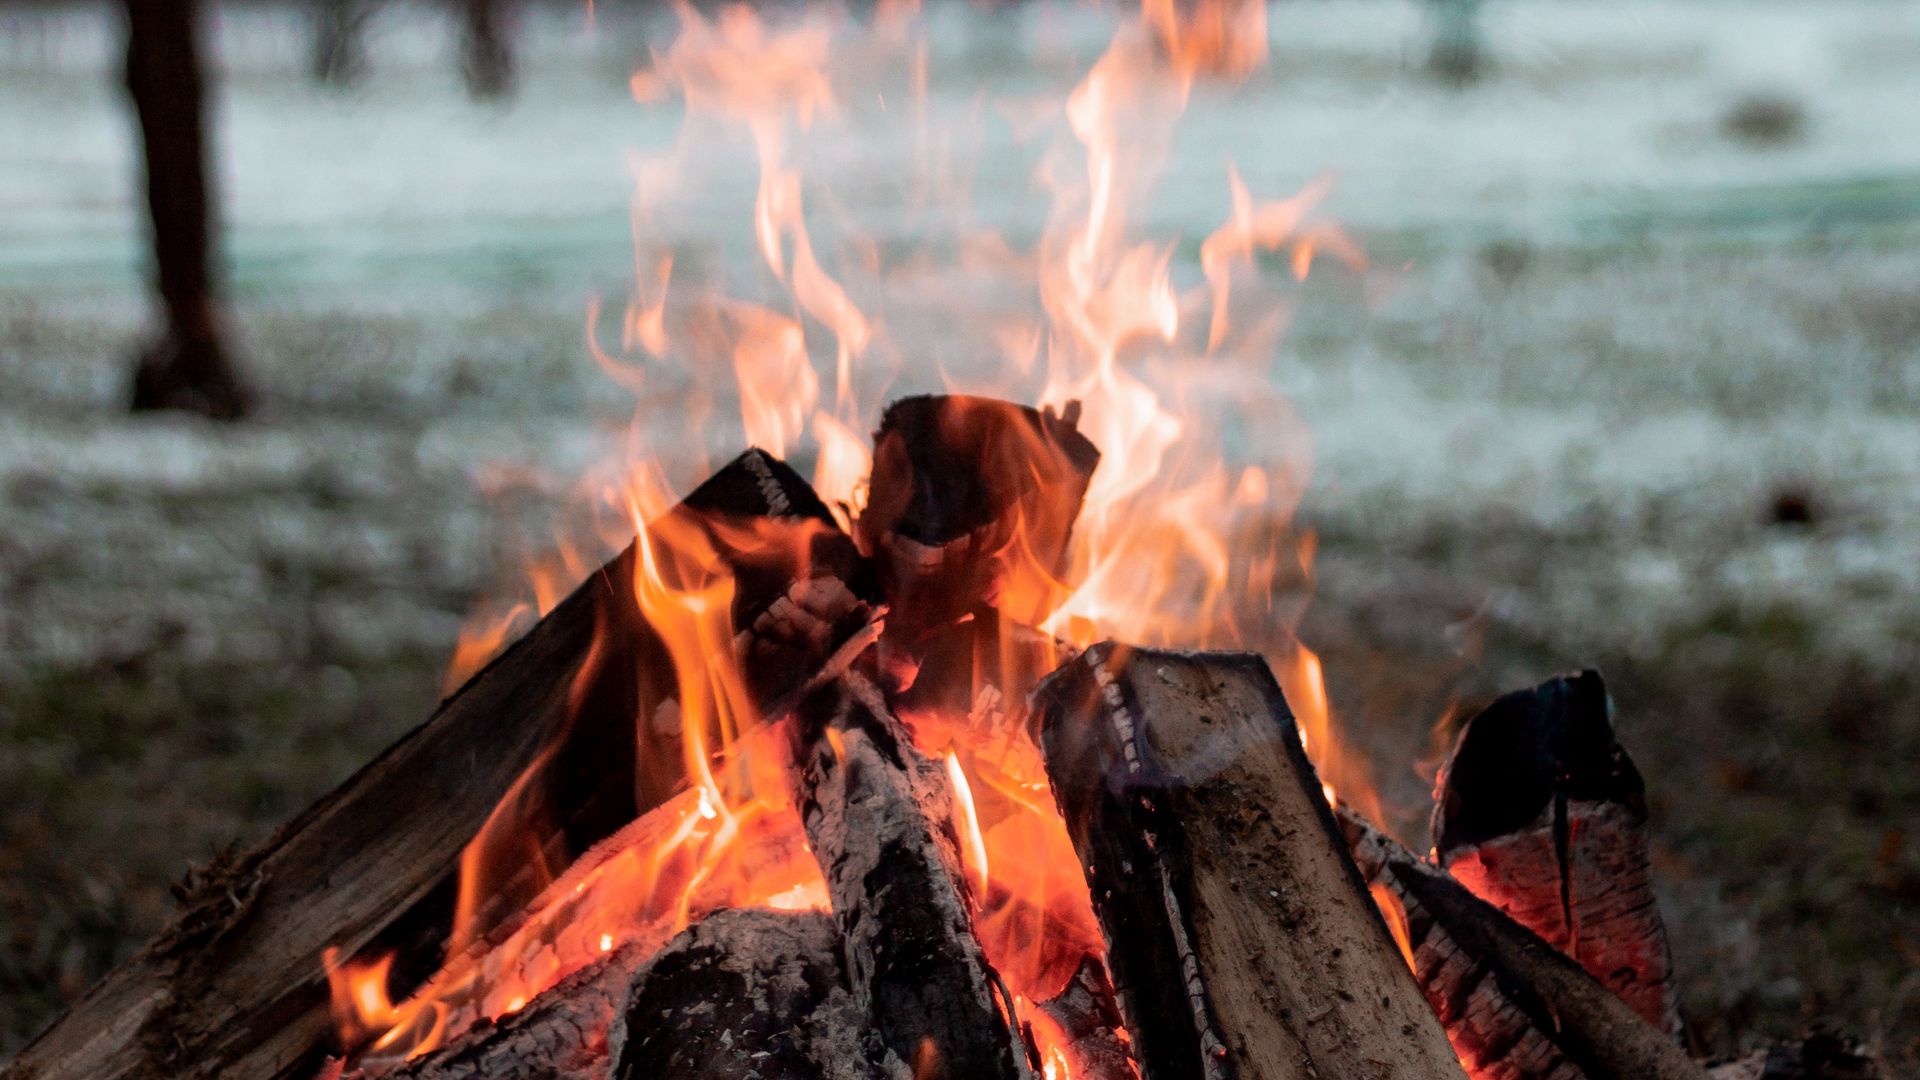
[331,0,1381,1072]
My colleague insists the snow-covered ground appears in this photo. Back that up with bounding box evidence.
[1,0,1917,1067]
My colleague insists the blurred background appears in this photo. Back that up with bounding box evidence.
[1,0,1916,1069]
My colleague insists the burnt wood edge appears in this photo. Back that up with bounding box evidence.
[2,450,839,1080]
[1032,643,1430,1080]
[1432,669,1647,856]
[1343,809,1707,1080]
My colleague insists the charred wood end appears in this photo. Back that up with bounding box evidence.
[1339,807,1706,1080]
[1431,670,1679,1036]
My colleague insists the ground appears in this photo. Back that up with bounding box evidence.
[1,0,1917,1070]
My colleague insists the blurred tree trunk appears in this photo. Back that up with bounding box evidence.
[124,0,253,419]
[459,0,515,100]
[1428,0,1484,87]
[312,0,376,87]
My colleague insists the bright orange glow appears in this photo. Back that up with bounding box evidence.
[331,0,1377,1071]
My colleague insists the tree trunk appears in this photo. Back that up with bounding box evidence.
[459,0,514,99]
[123,0,253,419]
[1032,644,1465,1080]
[311,0,376,86]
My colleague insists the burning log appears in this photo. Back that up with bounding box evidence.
[613,909,866,1080]
[855,394,1098,684]
[1339,807,1707,1080]
[791,675,1031,1080]
[1430,671,1681,1037]
[370,909,864,1080]
[1032,644,1465,1080]
[5,450,876,1080]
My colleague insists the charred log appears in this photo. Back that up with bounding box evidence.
[856,395,1097,684]
[1033,644,1464,1080]
[4,451,875,1080]
[1033,954,1138,1080]
[369,910,865,1080]
[1431,670,1680,1036]
[1340,807,1706,1080]
[791,675,1030,1080]
[615,909,867,1080]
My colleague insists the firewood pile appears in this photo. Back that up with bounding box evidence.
[2,397,1883,1080]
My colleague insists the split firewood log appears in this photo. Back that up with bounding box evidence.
[790,674,1032,1080]
[1033,644,1465,1080]
[1339,806,1707,1080]
[1430,670,1681,1037]
[3,450,877,1080]
[855,395,1098,687]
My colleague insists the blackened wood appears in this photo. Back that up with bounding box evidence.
[3,451,872,1080]
[123,0,252,419]
[856,395,1097,673]
[1032,644,1464,1080]
[1034,954,1139,1080]
[792,675,1030,1080]
[1340,807,1706,1080]
[616,909,862,1080]
[1431,671,1680,1036]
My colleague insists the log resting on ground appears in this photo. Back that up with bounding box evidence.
[791,675,1032,1080]
[1033,643,1465,1080]
[3,450,875,1080]
[1339,806,1706,1080]
[1431,670,1679,1037]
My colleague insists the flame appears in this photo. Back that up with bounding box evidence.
[330,0,1390,1072]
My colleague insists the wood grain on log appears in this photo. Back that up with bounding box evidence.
[1032,644,1465,1080]
[791,675,1031,1080]
[1431,671,1680,1037]
[4,451,873,1080]
[1339,807,1706,1080]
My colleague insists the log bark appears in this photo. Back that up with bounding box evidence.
[1032,643,1465,1080]
[791,675,1031,1080]
[1339,807,1707,1080]
[1431,671,1680,1036]
[3,451,875,1080]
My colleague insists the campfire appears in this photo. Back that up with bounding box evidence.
[6,3,1881,1080]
